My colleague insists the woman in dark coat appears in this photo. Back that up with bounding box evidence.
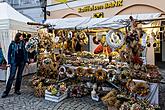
[1,33,28,98]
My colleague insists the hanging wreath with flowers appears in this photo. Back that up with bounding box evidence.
[106,30,124,50]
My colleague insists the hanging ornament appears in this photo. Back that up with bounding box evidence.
[68,31,73,39]
[25,35,39,53]
[153,42,157,47]
[106,30,124,51]
[76,31,88,45]
[54,36,60,43]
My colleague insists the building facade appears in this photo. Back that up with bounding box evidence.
[47,0,165,63]
[47,0,165,18]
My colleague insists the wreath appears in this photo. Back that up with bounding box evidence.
[126,79,150,97]
[76,31,88,45]
[106,30,124,50]
[66,68,74,78]
[95,69,107,81]
[59,66,66,75]
[132,82,150,97]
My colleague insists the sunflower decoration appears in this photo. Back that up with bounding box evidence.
[85,68,94,81]
[119,69,131,83]
[66,68,75,78]
[132,82,150,97]
[107,70,117,82]
[95,69,107,81]
[76,67,85,77]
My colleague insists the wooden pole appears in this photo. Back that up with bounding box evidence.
[27,22,50,27]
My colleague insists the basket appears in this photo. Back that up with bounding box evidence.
[45,89,68,102]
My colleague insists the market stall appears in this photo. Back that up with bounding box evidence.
[0,2,37,81]
[27,13,164,109]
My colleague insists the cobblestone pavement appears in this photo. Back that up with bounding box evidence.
[159,69,165,110]
[0,70,165,110]
[0,75,107,110]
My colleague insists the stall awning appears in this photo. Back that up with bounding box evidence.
[91,13,161,29]
[45,17,91,29]
[45,13,161,30]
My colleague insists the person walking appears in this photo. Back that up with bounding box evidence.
[1,33,28,98]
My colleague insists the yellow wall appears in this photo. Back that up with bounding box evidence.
[48,0,165,18]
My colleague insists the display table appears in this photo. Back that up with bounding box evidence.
[23,62,37,75]
[3,62,37,83]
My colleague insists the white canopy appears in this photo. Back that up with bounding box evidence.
[0,2,35,31]
[0,2,37,81]
[45,17,91,29]
[91,13,161,29]
[45,13,161,30]
[0,2,36,62]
